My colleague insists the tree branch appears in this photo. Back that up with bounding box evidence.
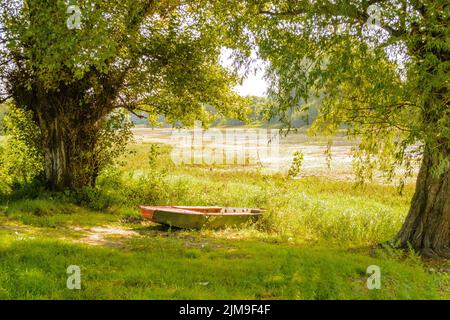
[125,107,146,119]
[258,0,407,38]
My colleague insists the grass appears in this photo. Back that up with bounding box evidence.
[0,231,447,299]
[0,142,448,299]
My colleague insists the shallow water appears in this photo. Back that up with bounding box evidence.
[132,128,357,178]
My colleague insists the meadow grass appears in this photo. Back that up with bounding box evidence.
[0,230,447,300]
[0,142,448,299]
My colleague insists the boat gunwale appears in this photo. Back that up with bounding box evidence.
[139,205,263,216]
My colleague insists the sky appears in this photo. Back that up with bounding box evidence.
[234,67,268,97]
[220,48,268,97]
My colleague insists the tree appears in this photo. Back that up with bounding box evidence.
[223,0,449,257]
[0,0,245,190]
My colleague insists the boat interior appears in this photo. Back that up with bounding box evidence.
[173,206,261,214]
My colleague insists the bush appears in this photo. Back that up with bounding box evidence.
[68,156,170,210]
[0,103,44,194]
[288,150,304,178]
[0,106,134,197]
[95,109,135,173]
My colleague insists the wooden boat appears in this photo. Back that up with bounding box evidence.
[139,206,262,229]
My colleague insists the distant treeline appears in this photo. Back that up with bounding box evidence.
[131,95,321,128]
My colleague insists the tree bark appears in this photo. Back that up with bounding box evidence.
[38,112,101,191]
[396,150,450,259]
[41,117,70,190]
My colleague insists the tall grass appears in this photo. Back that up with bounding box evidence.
[0,143,448,300]
[0,142,414,248]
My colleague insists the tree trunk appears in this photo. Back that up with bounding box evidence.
[396,151,450,259]
[39,113,100,191]
[42,117,71,190]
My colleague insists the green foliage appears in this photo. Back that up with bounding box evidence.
[0,0,253,189]
[230,96,273,126]
[0,0,247,125]
[0,104,44,192]
[219,0,450,182]
[95,109,134,173]
[287,150,304,178]
[65,144,169,210]
[0,142,448,299]
[148,144,161,168]
[0,105,136,196]
[0,144,448,299]
[0,232,446,299]
[0,142,414,247]
[0,103,8,132]
[16,143,410,247]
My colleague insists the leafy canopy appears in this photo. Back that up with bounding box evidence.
[0,0,249,125]
[217,0,449,183]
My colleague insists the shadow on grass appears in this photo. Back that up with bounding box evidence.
[0,235,446,300]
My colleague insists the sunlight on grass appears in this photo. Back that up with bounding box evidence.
[0,233,447,300]
[0,143,448,300]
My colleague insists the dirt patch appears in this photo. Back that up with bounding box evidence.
[69,226,139,247]
[0,225,23,231]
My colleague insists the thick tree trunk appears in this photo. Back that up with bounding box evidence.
[396,151,450,259]
[41,117,70,190]
[38,113,100,191]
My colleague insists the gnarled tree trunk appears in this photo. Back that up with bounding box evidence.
[396,150,450,259]
[41,117,70,190]
[38,111,102,191]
